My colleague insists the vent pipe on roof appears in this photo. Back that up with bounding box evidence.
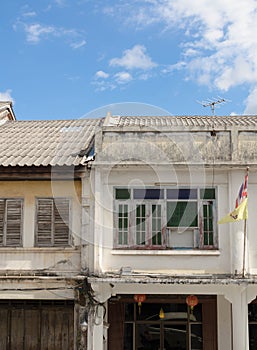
[103,111,120,126]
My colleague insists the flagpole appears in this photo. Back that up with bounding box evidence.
[242,218,247,278]
[242,166,249,278]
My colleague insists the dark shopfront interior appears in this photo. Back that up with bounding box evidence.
[108,295,217,350]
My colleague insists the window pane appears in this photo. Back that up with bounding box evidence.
[151,204,162,245]
[124,323,133,350]
[167,188,197,200]
[164,324,187,349]
[249,304,257,322]
[203,202,214,246]
[167,202,198,227]
[136,205,146,245]
[249,302,257,349]
[125,303,134,321]
[249,324,257,350]
[191,324,203,349]
[137,324,160,349]
[134,189,164,200]
[192,303,202,322]
[118,204,128,245]
[116,189,130,200]
[200,188,216,199]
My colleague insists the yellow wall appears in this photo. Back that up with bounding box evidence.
[0,180,82,272]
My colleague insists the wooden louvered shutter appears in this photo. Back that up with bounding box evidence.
[36,199,53,246]
[0,199,22,247]
[53,199,70,246]
[5,199,23,246]
[0,200,5,246]
[36,198,70,247]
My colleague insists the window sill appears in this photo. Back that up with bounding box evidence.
[111,249,220,256]
[0,247,79,253]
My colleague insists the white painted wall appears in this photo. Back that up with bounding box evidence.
[92,166,235,275]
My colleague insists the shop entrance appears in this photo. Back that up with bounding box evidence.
[0,300,74,349]
[108,295,217,350]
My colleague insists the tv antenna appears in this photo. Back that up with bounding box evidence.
[197,97,228,187]
[197,97,227,116]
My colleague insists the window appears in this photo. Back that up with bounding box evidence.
[35,198,71,247]
[114,188,217,249]
[0,199,23,247]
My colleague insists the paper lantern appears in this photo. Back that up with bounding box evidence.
[186,295,198,313]
[134,294,146,314]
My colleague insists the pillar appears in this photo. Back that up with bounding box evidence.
[87,283,113,350]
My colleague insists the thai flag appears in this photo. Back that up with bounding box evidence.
[235,173,248,208]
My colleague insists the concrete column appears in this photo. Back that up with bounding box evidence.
[231,290,249,350]
[87,283,112,350]
[87,306,104,350]
[94,167,103,274]
[224,286,257,350]
[217,295,232,350]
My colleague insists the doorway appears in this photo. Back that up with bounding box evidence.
[0,300,74,350]
[108,295,217,350]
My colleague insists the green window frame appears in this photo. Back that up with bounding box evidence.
[114,187,217,249]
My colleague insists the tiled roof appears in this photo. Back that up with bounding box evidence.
[106,115,257,128]
[0,119,101,167]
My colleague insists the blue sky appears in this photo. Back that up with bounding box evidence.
[1,0,257,120]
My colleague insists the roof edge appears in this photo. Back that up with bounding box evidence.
[0,101,16,121]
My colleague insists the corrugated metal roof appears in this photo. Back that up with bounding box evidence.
[107,115,257,128]
[0,119,102,167]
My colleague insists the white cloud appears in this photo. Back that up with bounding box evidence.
[92,79,116,92]
[244,86,257,114]
[19,21,85,46]
[54,0,67,6]
[95,71,109,79]
[110,45,157,70]
[162,62,186,74]
[114,72,133,84]
[0,89,14,103]
[106,0,257,107]
[24,23,56,43]
[70,39,86,49]
[22,11,37,17]
[93,45,157,91]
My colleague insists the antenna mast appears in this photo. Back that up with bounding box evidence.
[199,97,226,115]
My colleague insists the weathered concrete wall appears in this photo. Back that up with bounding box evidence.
[97,131,231,164]
[238,131,257,161]
[97,127,257,165]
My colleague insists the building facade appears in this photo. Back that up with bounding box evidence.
[2,106,257,349]
[0,113,101,349]
[86,114,257,350]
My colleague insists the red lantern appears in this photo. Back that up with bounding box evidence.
[186,295,198,314]
[134,294,146,314]
[134,294,146,303]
